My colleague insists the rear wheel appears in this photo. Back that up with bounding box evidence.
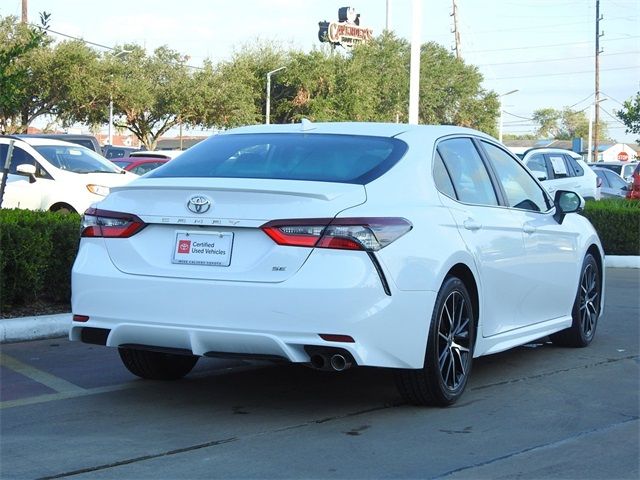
[118,348,198,380]
[550,253,601,347]
[395,276,475,406]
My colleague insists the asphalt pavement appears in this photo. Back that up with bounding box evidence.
[0,268,638,479]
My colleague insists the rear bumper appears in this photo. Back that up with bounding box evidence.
[71,240,436,369]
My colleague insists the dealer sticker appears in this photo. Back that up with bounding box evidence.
[172,231,233,266]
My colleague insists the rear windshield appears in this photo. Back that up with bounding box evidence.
[147,133,408,184]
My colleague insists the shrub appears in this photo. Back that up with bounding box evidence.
[0,209,81,313]
[582,199,640,256]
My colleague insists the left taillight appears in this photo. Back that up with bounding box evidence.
[261,217,412,252]
[81,208,146,238]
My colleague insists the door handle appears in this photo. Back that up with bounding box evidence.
[463,219,482,231]
[523,224,537,234]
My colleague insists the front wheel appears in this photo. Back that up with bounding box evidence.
[118,347,198,380]
[550,253,601,348]
[395,276,476,406]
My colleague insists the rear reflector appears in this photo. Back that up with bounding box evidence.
[73,314,90,322]
[319,334,355,343]
[262,217,412,251]
[81,208,146,238]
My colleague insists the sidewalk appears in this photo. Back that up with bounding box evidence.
[1,258,638,344]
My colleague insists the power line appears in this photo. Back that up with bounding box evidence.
[467,35,639,53]
[477,51,637,67]
[568,93,595,109]
[503,111,533,120]
[493,65,637,80]
[32,24,206,70]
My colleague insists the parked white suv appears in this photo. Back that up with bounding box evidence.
[521,148,600,201]
[0,136,137,214]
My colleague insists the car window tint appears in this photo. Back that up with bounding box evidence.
[526,154,548,179]
[131,162,164,175]
[566,156,583,176]
[433,151,456,198]
[594,170,610,187]
[149,134,408,185]
[482,141,550,212]
[437,138,498,206]
[603,170,627,189]
[106,149,125,159]
[8,147,36,173]
[547,155,570,178]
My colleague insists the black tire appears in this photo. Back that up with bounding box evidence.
[51,205,76,214]
[550,253,601,348]
[395,276,476,407]
[118,347,198,380]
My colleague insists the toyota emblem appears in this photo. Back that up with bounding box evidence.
[187,195,211,214]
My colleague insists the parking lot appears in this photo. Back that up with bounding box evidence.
[1,268,638,479]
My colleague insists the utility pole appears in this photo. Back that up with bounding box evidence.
[21,0,28,23]
[594,0,603,161]
[451,0,461,60]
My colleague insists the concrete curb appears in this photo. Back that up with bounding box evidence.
[0,313,70,344]
[605,255,640,269]
[0,258,637,344]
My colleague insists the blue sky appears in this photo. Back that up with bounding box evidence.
[2,0,639,142]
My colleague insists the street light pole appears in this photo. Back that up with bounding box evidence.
[408,0,422,124]
[108,49,132,146]
[108,97,114,146]
[498,89,519,143]
[266,66,286,125]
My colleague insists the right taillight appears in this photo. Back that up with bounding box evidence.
[81,208,146,238]
[261,217,412,251]
[596,177,603,188]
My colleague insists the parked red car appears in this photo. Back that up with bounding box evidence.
[111,157,168,175]
[627,163,640,200]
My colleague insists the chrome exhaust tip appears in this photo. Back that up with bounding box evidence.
[330,354,351,371]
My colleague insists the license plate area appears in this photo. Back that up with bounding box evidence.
[172,231,234,266]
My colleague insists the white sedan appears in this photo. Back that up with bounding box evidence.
[71,122,604,406]
[0,137,136,214]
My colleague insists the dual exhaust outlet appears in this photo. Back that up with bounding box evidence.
[307,349,354,372]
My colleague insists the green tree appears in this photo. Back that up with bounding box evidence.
[271,34,498,133]
[0,14,50,133]
[106,45,201,150]
[534,106,607,141]
[28,40,103,128]
[557,108,590,140]
[532,108,561,138]
[616,92,640,143]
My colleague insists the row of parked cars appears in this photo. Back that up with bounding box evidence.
[0,134,180,214]
[1,134,638,216]
[514,147,639,201]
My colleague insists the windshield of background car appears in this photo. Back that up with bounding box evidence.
[147,133,408,184]
[34,145,121,174]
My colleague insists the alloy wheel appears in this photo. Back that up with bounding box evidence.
[437,290,472,391]
[579,264,599,340]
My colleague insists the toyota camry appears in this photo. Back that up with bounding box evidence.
[71,122,604,406]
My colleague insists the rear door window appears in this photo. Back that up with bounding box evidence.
[565,155,584,176]
[148,133,408,184]
[437,138,498,206]
[546,154,570,178]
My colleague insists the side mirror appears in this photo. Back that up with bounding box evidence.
[533,170,548,181]
[553,190,584,224]
[16,164,37,183]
